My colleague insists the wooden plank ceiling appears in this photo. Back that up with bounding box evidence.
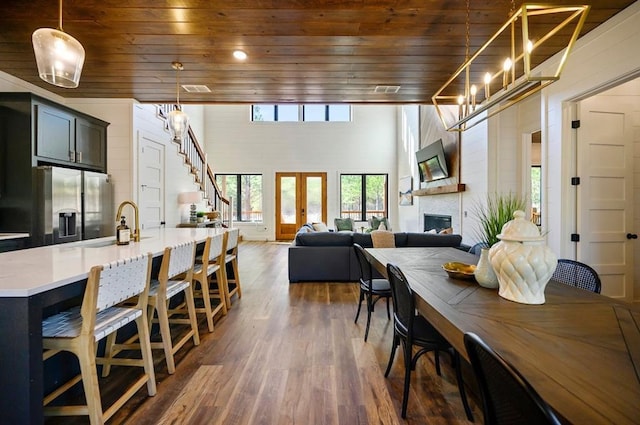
[0,1,635,104]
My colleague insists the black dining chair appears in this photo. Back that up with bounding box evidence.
[353,243,391,342]
[385,263,473,420]
[463,332,562,425]
[551,259,601,293]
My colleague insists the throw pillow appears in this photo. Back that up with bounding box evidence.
[312,222,329,232]
[439,227,453,234]
[334,217,354,231]
[378,222,387,230]
[371,230,396,248]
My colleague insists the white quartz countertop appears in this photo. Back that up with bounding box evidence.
[0,233,29,241]
[0,228,227,297]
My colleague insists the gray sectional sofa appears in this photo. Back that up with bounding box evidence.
[288,224,463,283]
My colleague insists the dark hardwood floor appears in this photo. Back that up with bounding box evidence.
[46,241,481,424]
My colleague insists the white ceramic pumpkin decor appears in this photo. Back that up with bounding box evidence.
[488,210,557,304]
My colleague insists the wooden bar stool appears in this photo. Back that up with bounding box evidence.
[42,253,156,425]
[191,233,228,332]
[222,228,242,309]
[104,240,199,375]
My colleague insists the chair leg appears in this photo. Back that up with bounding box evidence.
[401,339,412,418]
[453,350,474,422]
[386,296,391,320]
[135,315,157,396]
[212,269,228,316]
[354,288,364,324]
[155,299,176,374]
[364,293,373,342]
[198,278,215,333]
[435,349,442,376]
[232,259,242,299]
[384,332,399,377]
[76,340,104,425]
[184,285,200,346]
[101,331,117,377]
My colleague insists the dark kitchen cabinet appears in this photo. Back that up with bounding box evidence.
[0,93,109,244]
[35,100,107,170]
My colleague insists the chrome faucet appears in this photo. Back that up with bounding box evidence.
[116,200,140,242]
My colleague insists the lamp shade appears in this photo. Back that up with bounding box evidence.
[178,191,201,204]
[167,108,190,142]
[32,27,85,88]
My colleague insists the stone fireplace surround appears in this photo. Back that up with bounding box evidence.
[418,193,460,233]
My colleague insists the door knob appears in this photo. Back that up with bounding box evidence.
[626,233,638,239]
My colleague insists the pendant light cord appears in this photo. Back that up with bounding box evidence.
[176,68,180,107]
[465,0,470,61]
[58,0,63,31]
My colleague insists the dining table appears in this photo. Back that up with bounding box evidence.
[364,246,640,425]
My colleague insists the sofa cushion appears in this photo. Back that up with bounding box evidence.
[312,222,329,232]
[371,230,396,247]
[334,217,354,231]
[295,231,353,246]
[394,232,408,247]
[405,233,462,247]
[352,232,373,248]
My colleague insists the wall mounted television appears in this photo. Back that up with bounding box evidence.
[416,139,449,183]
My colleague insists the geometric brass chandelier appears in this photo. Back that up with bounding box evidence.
[432,3,590,132]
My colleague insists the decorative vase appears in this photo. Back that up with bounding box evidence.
[474,248,499,288]
[488,210,557,305]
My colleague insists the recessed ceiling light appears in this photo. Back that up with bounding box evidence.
[233,50,247,60]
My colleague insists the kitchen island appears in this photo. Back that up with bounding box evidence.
[0,227,227,425]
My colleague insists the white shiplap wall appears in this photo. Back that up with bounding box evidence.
[201,105,397,240]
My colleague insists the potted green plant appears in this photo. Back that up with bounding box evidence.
[472,193,526,288]
[473,192,527,248]
[196,211,205,223]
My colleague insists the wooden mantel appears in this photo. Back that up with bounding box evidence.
[412,183,465,196]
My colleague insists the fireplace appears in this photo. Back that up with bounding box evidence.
[424,214,452,232]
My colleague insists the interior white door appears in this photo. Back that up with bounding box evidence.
[138,132,165,230]
[577,95,634,300]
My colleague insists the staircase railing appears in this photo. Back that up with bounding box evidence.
[158,104,232,228]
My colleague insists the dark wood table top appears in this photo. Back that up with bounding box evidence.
[365,247,640,425]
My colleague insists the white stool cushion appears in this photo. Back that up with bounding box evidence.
[149,279,191,299]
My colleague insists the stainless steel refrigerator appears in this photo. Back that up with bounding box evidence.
[35,166,114,245]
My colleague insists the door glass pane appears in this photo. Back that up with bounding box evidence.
[365,174,387,219]
[280,176,296,224]
[305,176,322,222]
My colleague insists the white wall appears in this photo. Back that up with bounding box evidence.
[202,105,397,240]
[397,106,420,231]
[541,1,640,259]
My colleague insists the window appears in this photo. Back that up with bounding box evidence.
[214,174,263,222]
[303,104,351,122]
[340,174,388,221]
[252,104,351,122]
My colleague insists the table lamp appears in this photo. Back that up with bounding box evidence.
[179,191,201,223]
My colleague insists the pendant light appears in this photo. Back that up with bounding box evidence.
[167,61,190,142]
[32,0,85,88]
